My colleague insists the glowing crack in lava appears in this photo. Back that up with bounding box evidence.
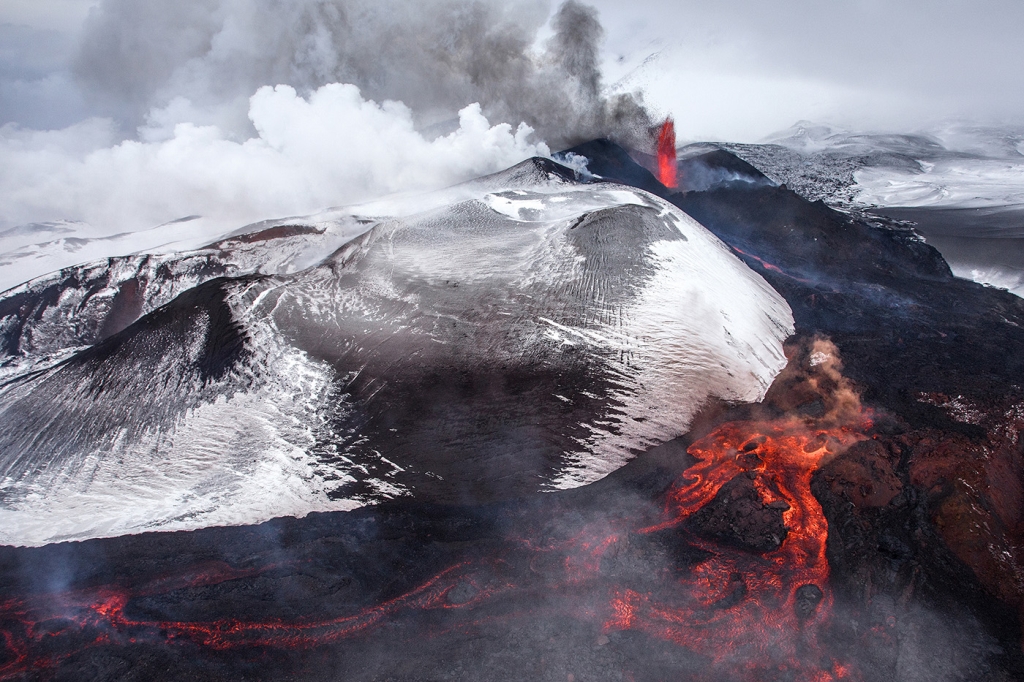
[0,560,514,677]
[732,246,813,284]
[607,414,871,680]
[657,118,678,188]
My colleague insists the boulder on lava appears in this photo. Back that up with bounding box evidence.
[686,473,789,552]
[793,583,824,620]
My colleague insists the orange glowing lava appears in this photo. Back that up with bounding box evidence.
[657,119,678,188]
[0,341,874,681]
[0,559,509,677]
[732,246,813,284]
[608,414,872,679]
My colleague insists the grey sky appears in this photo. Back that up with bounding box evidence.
[1,0,1022,141]
[592,0,1024,139]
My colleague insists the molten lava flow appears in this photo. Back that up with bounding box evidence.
[657,119,678,188]
[607,414,871,679]
[0,559,513,677]
[732,246,813,284]
[0,339,873,681]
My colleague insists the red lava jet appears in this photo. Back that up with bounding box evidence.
[657,118,678,188]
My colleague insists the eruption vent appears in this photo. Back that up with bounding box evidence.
[657,119,678,188]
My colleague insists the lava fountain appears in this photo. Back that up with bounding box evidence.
[657,118,678,188]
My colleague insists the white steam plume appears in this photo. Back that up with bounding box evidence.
[0,0,653,289]
[0,84,548,234]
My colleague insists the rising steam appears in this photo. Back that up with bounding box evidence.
[0,0,655,254]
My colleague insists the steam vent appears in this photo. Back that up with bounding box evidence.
[3,140,1024,682]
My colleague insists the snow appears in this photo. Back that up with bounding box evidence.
[0,160,794,546]
[854,159,1024,210]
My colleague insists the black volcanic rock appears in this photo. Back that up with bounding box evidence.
[686,473,789,552]
[673,183,953,285]
[675,147,775,193]
[561,138,669,196]
[683,148,770,181]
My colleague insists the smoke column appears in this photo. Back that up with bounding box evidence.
[74,0,651,149]
[0,0,655,267]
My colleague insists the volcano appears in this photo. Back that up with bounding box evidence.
[0,157,791,544]
[2,140,1024,681]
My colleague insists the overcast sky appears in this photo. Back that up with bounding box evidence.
[2,0,1022,142]
[594,0,1024,140]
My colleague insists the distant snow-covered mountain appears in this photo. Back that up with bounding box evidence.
[715,122,1024,297]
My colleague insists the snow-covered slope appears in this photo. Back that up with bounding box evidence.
[0,157,794,546]
[0,217,376,382]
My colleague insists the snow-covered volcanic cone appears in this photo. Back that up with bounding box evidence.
[0,157,793,546]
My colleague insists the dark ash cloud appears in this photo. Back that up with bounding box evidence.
[72,0,653,149]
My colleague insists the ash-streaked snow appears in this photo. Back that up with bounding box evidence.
[0,159,793,546]
[854,157,1024,210]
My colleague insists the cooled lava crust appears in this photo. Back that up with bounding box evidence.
[2,141,1024,681]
